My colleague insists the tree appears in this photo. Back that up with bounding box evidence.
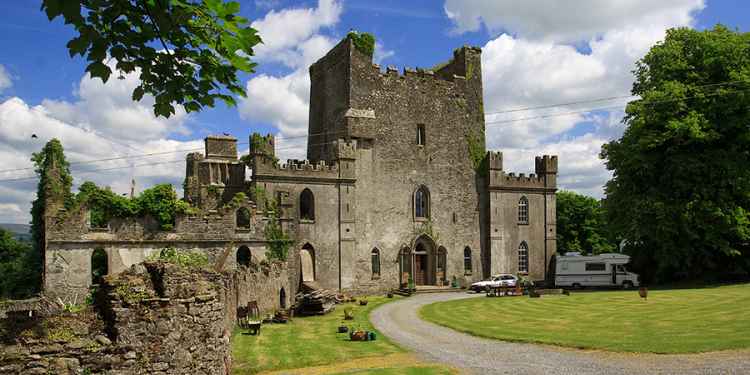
[601,25,750,282]
[556,191,617,255]
[0,229,37,299]
[41,0,262,117]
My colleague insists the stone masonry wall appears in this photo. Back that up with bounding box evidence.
[1,261,290,375]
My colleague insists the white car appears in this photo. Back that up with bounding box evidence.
[469,274,518,293]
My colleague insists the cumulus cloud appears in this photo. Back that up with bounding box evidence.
[251,0,342,69]
[444,0,704,42]
[449,1,705,197]
[0,65,12,93]
[0,67,202,224]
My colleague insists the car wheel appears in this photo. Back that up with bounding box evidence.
[623,281,633,290]
[572,283,582,290]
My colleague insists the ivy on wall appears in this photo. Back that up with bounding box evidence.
[347,31,375,56]
[253,186,292,261]
[75,182,198,231]
[465,131,487,174]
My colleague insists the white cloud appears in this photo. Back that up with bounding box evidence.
[251,0,342,69]
[444,0,704,42]
[0,65,12,93]
[450,1,705,197]
[0,67,202,224]
[374,42,395,65]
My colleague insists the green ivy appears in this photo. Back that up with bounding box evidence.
[147,247,209,268]
[465,131,487,174]
[263,199,291,261]
[74,182,198,231]
[347,31,375,56]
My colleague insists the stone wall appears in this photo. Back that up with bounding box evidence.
[1,261,290,374]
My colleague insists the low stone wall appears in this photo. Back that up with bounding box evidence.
[0,260,290,374]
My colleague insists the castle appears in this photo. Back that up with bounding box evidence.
[42,36,557,304]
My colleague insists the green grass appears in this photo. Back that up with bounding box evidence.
[232,296,404,374]
[420,283,750,353]
[332,366,454,375]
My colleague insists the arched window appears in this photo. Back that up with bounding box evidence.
[518,196,529,224]
[237,245,252,267]
[463,247,472,274]
[91,248,107,285]
[300,188,315,221]
[371,248,381,277]
[236,207,251,228]
[518,242,529,273]
[414,186,430,219]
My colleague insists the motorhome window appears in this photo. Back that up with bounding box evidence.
[585,263,606,271]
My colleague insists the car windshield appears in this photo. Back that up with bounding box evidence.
[501,275,514,280]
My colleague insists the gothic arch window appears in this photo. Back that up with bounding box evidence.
[518,241,529,273]
[300,188,315,221]
[237,245,252,267]
[463,247,472,274]
[371,248,381,278]
[236,207,251,228]
[91,248,107,285]
[518,196,529,224]
[414,186,430,219]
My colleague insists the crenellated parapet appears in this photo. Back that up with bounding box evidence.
[487,153,558,191]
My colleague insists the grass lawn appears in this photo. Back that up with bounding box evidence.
[232,296,408,374]
[420,283,750,353]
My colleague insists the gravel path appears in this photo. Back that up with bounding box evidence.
[370,292,750,375]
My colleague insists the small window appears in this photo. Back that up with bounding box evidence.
[463,247,472,274]
[585,263,606,271]
[371,248,381,277]
[416,124,426,146]
[236,207,251,228]
[518,242,529,273]
[300,188,315,221]
[518,196,529,224]
[415,186,430,219]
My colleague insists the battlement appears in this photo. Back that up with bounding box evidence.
[488,151,503,170]
[535,155,558,174]
[278,159,337,172]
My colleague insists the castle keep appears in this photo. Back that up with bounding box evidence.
[42,36,557,302]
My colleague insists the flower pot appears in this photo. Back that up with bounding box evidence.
[639,287,648,300]
[337,325,349,333]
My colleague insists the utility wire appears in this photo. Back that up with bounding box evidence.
[4,80,748,176]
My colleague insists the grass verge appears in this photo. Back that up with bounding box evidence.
[232,296,404,374]
[420,283,750,353]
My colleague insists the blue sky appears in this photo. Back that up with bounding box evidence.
[0,0,748,224]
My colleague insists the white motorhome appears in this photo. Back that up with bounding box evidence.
[554,253,640,288]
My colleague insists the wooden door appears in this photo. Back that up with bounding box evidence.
[415,254,427,285]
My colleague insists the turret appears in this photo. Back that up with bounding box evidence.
[535,155,558,188]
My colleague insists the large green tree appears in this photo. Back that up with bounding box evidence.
[601,25,750,283]
[556,190,617,255]
[42,0,261,117]
[0,229,37,299]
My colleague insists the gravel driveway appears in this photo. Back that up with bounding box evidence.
[370,292,750,375]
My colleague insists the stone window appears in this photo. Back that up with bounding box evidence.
[300,188,315,221]
[416,124,426,146]
[280,288,287,309]
[463,247,472,274]
[236,207,251,228]
[414,186,430,219]
[518,196,529,224]
[518,241,529,274]
[371,248,381,278]
[91,248,107,285]
[237,246,252,267]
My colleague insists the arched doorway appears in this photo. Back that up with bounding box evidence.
[300,243,315,283]
[237,245,252,267]
[91,247,107,285]
[413,235,437,286]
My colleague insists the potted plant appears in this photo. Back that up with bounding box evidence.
[359,298,369,306]
[517,274,534,296]
[639,286,648,300]
[450,276,458,288]
[408,276,416,291]
[343,307,354,320]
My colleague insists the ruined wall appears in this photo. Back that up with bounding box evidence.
[1,261,290,375]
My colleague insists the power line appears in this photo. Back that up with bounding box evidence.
[0,159,185,183]
[3,79,747,176]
